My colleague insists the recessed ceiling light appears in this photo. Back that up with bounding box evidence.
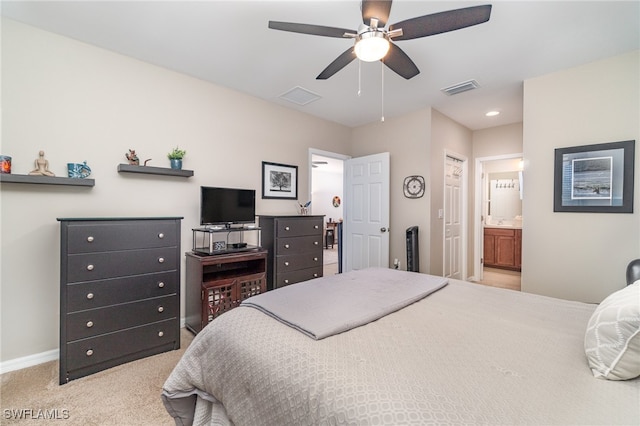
[485,110,500,117]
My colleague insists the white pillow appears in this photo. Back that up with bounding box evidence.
[584,281,640,380]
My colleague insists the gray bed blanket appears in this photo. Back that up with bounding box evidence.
[163,270,640,426]
[240,267,448,339]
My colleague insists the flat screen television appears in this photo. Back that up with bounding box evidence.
[200,186,256,226]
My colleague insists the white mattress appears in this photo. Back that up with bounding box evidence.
[163,270,640,425]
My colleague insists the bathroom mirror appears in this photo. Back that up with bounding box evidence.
[488,171,522,219]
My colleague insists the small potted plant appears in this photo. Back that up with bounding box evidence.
[167,146,186,170]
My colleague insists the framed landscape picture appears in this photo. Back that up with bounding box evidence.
[262,161,298,200]
[553,140,634,213]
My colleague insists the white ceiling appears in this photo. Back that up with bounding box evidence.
[2,1,638,130]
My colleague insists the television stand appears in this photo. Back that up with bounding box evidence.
[185,249,267,333]
[191,226,261,255]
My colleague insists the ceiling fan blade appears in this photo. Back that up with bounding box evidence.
[269,21,356,38]
[361,0,393,27]
[389,4,492,41]
[383,43,420,80]
[317,47,357,80]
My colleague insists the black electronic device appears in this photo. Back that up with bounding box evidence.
[406,226,419,272]
[200,186,256,226]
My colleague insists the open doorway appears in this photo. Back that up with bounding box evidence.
[473,154,523,291]
[309,149,348,276]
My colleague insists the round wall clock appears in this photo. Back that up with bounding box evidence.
[403,175,425,198]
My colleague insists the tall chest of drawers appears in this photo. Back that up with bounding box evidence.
[58,217,182,384]
[258,215,324,290]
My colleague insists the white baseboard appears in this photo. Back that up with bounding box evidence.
[0,349,58,375]
[0,317,188,375]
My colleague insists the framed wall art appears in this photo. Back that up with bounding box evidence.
[262,161,298,200]
[553,140,634,213]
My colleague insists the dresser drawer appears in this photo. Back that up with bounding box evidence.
[275,266,323,288]
[276,217,323,238]
[276,252,322,271]
[66,220,178,253]
[66,319,178,371]
[276,235,322,254]
[66,271,177,312]
[66,295,178,341]
[66,247,177,282]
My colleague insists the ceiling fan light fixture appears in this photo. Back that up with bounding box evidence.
[354,31,390,62]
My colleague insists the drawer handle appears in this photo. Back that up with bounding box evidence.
[158,306,164,313]
[285,226,290,231]
[284,279,289,284]
[86,321,94,328]
[158,257,165,263]
[86,349,94,357]
[284,261,290,267]
[314,225,319,229]
[158,331,164,337]
[313,273,318,278]
[86,264,94,271]
[158,233,164,239]
[158,282,165,288]
[314,241,319,245]
[314,257,318,262]
[87,236,94,243]
[284,244,290,249]
[86,293,94,300]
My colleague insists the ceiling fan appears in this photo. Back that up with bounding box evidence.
[269,1,492,80]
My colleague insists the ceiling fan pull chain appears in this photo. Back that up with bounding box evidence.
[381,60,385,122]
[358,60,362,97]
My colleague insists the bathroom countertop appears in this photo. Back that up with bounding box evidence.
[484,224,522,229]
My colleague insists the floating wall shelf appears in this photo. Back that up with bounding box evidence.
[117,164,194,177]
[0,174,95,187]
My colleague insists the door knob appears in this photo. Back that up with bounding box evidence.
[380,227,387,233]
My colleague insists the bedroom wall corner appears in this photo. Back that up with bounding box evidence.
[522,50,640,303]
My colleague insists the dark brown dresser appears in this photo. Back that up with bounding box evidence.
[258,215,323,290]
[57,217,182,384]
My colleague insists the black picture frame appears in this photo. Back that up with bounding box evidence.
[262,161,298,200]
[553,140,634,213]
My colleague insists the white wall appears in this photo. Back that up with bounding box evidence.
[472,123,523,159]
[0,19,351,363]
[311,166,343,224]
[522,51,640,302]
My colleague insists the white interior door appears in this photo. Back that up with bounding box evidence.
[444,155,464,279]
[344,152,390,272]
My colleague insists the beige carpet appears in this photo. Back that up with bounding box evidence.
[1,329,194,425]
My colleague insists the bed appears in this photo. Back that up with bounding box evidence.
[162,268,640,425]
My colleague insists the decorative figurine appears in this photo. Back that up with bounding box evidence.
[29,150,55,176]
[126,149,140,165]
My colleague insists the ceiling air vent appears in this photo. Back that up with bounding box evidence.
[278,86,321,106]
[441,79,480,96]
